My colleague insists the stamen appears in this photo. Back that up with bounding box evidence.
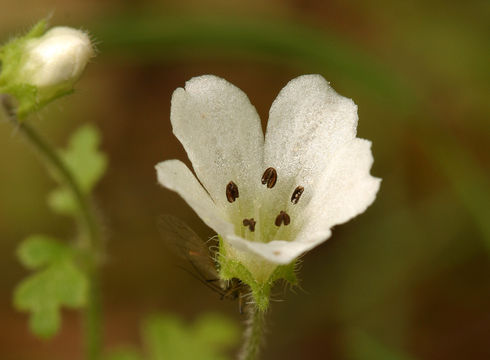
[261,167,277,188]
[226,181,239,203]
[242,218,256,232]
[291,186,304,204]
[275,211,291,226]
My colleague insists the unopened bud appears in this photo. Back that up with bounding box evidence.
[20,27,93,88]
[0,21,94,118]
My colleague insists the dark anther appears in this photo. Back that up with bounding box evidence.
[275,211,291,227]
[226,181,239,203]
[291,186,304,204]
[261,167,277,188]
[243,218,256,232]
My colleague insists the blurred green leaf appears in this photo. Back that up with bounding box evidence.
[13,235,88,338]
[305,189,477,347]
[143,313,239,360]
[60,124,107,192]
[47,187,78,215]
[17,234,69,269]
[144,314,189,360]
[192,313,240,349]
[47,124,107,216]
[104,347,144,360]
[92,14,415,110]
[426,137,490,247]
[345,328,417,360]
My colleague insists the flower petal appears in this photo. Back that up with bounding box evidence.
[263,75,358,198]
[155,160,234,236]
[298,138,381,235]
[225,230,331,264]
[225,138,380,264]
[170,75,264,211]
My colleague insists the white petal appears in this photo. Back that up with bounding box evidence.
[225,230,331,264]
[23,27,93,88]
[170,75,264,211]
[299,138,381,234]
[155,160,234,236]
[230,139,380,264]
[263,75,358,200]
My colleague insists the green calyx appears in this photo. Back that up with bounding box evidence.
[0,20,74,118]
[217,236,298,312]
[0,20,48,118]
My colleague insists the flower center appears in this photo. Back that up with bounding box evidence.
[226,167,304,243]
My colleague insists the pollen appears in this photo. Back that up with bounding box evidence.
[261,167,277,188]
[226,181,239,203]
[275,211,291,226]
[291,186,304,204]
[243,218,256,232]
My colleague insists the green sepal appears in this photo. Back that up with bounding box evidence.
[13,235,88,338]
[0,19,78,118]
[269,260,298,285]
[0,20,49,118]
[217,236,298,312]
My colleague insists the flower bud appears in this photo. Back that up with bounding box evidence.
[0,21,94,118]
[20,27,93,88]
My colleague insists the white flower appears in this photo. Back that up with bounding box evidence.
[156,75,380,280]
[19,26,93,88]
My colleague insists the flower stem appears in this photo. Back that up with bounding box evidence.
[2,96,103,360]
[240,304,267,360]
[84,263,102,360]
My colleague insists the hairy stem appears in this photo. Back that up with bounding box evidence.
[84,263,102,360]
[240,304,267,360]
[3,97,103,360]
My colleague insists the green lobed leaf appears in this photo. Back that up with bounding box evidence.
[47,124,107,216]
[104,348,144,360]
[17,234,69,269]
[193,312,240,349]
[13,236,88,338]
[144,314,190,360]
[60,124,107,192]
[29,305,60,339]
[47,188,78,215]
[143,313,239,360]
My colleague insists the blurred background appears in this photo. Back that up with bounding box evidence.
[0,0,489,359]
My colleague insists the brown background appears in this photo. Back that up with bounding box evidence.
[0,0,489,359]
